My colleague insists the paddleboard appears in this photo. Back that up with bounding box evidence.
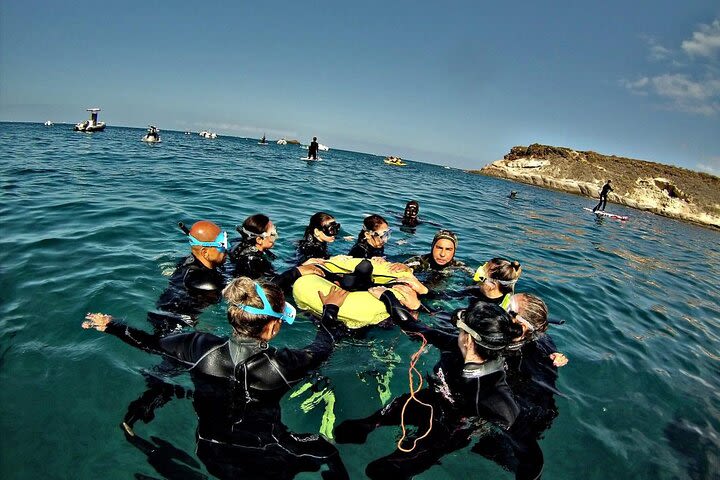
[583,208,628,221]
[301,157,322,162]
[258,142,269,145]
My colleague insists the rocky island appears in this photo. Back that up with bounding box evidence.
[473,144,720,229]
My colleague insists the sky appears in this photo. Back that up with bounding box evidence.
[1,1,718,172]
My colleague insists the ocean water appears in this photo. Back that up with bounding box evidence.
[1,122,718,479]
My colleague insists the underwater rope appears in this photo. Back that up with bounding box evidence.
[397,331,434,453]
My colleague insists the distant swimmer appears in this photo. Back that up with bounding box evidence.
[401,200,420,228]
[308,136,319,160]
[508,191,518,199]
[592,180,613,212]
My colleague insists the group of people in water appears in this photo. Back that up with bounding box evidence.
[83,200,567,480]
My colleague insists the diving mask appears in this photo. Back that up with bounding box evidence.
[234,283,296,324]
[321,221,341,237]
[473,262,518,287]
[188,231,228,252]
[241,226,279,240]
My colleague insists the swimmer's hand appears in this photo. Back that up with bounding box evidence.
[371,256,387,264]
[297,264,326,277]
[549,352,568,367]
[368,286,388,299]
[388,263,412,273]
[318,286,349,307]
[302,258,326,266]
[391,284,421,310]
[83,313,113,332]
[395,275,428,295]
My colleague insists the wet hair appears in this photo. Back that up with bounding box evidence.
[304,212,334,237]
[238,214,271,243]
[357,214,388,242]
[223,277,285,338]
[512,293,549,334]
[313,137,317,141]
[464,302,523,359]
[485,257,522,294]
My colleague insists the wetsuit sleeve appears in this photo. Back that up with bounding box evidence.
[270,266,302,291]
[104,322,216,365]
[270,305,338,383]
[379,291,458,351]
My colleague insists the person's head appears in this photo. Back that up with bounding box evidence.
[187,220,227,268]
[403,200,419,220]
[358,214,390,248]
[313,136,317,142]
[607,180,612,184]
[223,277,296,341]
[455,302,523,361]
[305,212,340,243]
[473,258,522,295]
[238,214,278,251]
[430,229,458,267]
[508,293,548,342]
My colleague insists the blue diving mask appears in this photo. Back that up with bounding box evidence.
[235,283,296,324]
[188,231,228,252]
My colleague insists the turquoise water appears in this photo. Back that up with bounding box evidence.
[1,122,718,479]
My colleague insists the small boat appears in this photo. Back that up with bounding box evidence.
[384,156,407,166]
[277,138,288,145]
[44,120,54,126]
[258,134,268,145]
[142,125,161,143]
[318,144,330,151]
[199,131,218,139]
[74,108,106,132]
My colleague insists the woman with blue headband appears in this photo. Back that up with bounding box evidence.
[83,277,350,479]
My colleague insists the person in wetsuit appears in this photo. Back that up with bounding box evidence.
[592,180,613,212]
[464,258,522,309]
[83,277,351,480]
[297,212,341,264]
[400,229,466,274]
[123,220,229,432]
[401,200,420,228]
[150,220,228,334]
[308,136,319,160]
[348,214,390,259]
[334,292,535,479]
[229,214,279,279]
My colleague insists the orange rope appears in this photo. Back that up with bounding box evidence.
[397,331,434,453]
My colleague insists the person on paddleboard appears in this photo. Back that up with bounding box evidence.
[308,136,319,160]
[592,180,613,212]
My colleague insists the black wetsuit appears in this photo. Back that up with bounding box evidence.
[348,239,384,259]
[105,305,349,480]
[593,183,613,212]
[228,241,277,279]
[308,140,319,160]
[335,292,525,479]
[297,233,330,265]
[151,255,226,334]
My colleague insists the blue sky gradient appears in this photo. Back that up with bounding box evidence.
[1,1,718,171]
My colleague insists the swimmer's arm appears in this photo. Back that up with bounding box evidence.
[378,291,458,351]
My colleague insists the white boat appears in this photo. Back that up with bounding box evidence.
[277,138,288,145]
[319,144,329,151]
[199,131,218,139]
[74,108,106,132]
[44,120,53,126]
[142,125,161,143]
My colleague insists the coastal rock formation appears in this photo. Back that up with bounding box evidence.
[473,144,720,229]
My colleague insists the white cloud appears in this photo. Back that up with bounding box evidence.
[696,161,718,175]
[640,34,673,61]
[682,19,720,58]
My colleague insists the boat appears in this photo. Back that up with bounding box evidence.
[74,108,106,132]
[318,144,330,151]
[199,131,218,139]
[44,120,53,126]
[258,134,268,145]
[277,138,288,145]
[384,156,407,166]
[142,125,161,143]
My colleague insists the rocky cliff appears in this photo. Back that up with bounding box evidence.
[473,144,720,229]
